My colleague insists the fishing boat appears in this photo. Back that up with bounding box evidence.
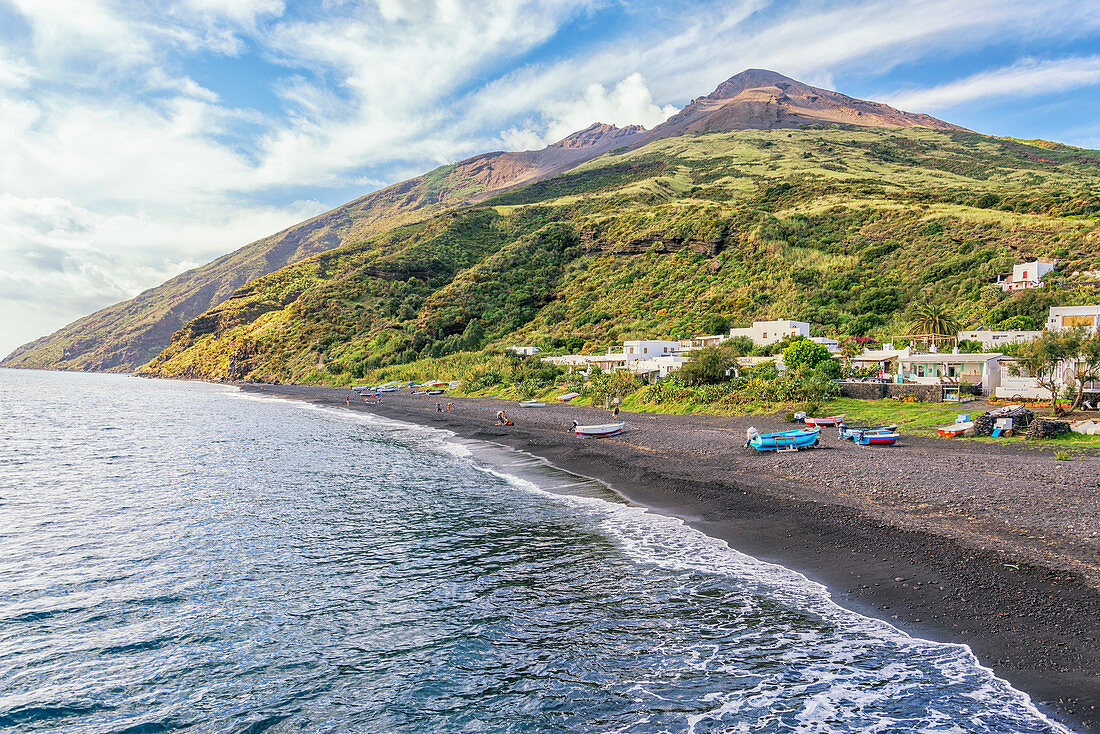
[746,427,820,451]
[938,421,974,437]
[857,432,900,446]
[804,414,845,427]
[519,401,546,407]
[426,389,445,395]
[571,420,624,438]
[556,392,580,402]
[839,424,897,441]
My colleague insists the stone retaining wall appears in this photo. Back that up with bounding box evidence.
[838,382,945,402]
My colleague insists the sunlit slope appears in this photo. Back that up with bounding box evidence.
[139,127,1100,384]
[0,170,478,373]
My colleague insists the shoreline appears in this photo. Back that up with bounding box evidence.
[244,383,1099,734]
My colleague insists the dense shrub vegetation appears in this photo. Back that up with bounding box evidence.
[140,126,1100,396]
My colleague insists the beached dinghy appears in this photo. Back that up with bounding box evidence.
[556,392,580,402]
[804,415,845,427]
[938,421,974,437]
[746,427,820,451]
[856,432,900,446]
[571,420,624,438]
[519,401,546,407]
[839,424,897,441]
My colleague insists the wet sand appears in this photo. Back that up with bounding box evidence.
[245,384,1100,733]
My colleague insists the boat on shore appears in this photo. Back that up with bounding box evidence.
[571,420,624,438]
[839,424,898,441]
[804,415,845,427]
[938,421,974,437]
[857,432,900,446]
[519,401,546,407]
[746,427,820,451]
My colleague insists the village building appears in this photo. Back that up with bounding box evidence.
[727,319,810,346]
[898,352,1002,394]
[507,346,541,356]
[622,340,681,358]
[1046,305,1100,333]
[956,329,1042,350]
[998,260,1056,292]
[844,347,911,375]
[630,354,692,381]
[678,333,729,352]
[809,336,840,353]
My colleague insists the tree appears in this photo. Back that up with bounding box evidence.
[1010,328,1100,414]
[725,335,755,357]
[907,303,961,349]
[680,345,736,385]
[783,339,832,372]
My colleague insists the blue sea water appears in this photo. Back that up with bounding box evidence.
[0,369,1075,733]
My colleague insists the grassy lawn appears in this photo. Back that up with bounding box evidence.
[821,397,1100,451]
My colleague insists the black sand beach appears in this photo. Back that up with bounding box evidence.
[245,384,1100,733]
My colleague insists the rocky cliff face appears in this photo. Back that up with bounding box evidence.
[640,69,963,144]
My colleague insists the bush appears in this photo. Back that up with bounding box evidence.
[783,339,832,371]
[680,345,736,385]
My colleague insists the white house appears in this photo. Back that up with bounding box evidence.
[728,319,811,346]
[810,336,840,353]
[845,347,911,375]
[622,340,681,358]
[899,352,1003,393]
[1047,305,1100,334]
[630,354,691,380]
[995,356,1100,400]
[678,333,729,352]
[956,330,1042,350]
[507,346,541,356]
[999,260,1056,292]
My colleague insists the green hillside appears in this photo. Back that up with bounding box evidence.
[139,126,1100,384]
[0,163,498,373]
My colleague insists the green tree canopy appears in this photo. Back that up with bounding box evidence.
[680,345,736,385]
[783,339,832,371]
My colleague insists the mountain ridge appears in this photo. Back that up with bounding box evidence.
[3,69,975,372]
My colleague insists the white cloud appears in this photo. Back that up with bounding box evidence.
[500,73,677,150]
[885,56,1100,112]
[0,193,325,358]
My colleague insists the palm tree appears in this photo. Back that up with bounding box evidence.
[906,304,961,349]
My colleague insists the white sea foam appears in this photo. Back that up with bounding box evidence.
[242,389,1077,734]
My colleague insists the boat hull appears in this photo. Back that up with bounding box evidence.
[804,415,845,427]
[574,422,624,438]
[938,421,974,437]
[749,428,820,451]
[857,432,900,445]
[840,424,898,441]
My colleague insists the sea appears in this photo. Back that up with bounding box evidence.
[0,369,1076,733]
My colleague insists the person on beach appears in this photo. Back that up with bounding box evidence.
[613,405,619,419]
[497,410,512,426]
[436,403,443,413]
[447,402,454,413]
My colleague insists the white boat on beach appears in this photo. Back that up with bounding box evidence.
[571,420,624,438]
[556,392,580,402]
[519,401,546,407]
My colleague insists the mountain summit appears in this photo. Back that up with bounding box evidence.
[641,69,963,143]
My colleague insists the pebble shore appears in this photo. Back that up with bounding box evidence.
[245,384,1100,733]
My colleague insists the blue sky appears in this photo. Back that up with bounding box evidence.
[3,0,1100,356]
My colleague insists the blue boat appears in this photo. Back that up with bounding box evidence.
[839,424,897,441]
[747,428,820,451]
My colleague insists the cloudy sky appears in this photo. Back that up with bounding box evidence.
[3,0,1100,357]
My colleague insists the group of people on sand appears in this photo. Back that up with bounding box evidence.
[435,402,454,413]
